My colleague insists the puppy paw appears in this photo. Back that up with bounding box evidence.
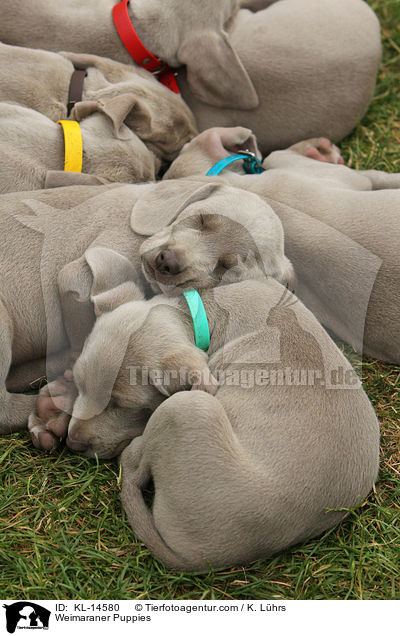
[291,137,345,164]
[28,372,77,452]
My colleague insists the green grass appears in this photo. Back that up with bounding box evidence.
[1,0,399,600]
[340,0,400,172]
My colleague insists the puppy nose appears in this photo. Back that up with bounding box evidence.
[66,432,89,452]
[155,249,180,275]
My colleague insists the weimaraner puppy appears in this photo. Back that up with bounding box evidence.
[0,103,158,192]
[177,0,381,153]
[52,278,379,570]
[165,127,400,365]
[0,178,291,437]
[0,0,257,110]
[0,43,197,162]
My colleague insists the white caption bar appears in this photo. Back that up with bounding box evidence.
[2,599,397,635]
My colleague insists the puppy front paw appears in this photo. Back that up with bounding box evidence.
[28,372,77,452]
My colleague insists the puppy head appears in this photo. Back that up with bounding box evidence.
[132,179,293,295]
[150,0,258,109]
[79,112,159,184]
[67,294,215,458]
[72,79,197,163]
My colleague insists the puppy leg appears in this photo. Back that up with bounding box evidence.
[289,140,400,188]
[289,137,344,164]
[358,170,400,190]
[28,372,77,452]
[120,391,267,571]
[0,302,36,434]
[120,435,190,568]
[27,256,98,451]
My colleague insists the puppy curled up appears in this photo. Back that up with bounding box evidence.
[33,278,379,570]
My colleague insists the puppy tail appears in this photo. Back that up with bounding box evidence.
[120,475,194,572]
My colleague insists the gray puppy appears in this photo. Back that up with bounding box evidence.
[165,127,400,364]
[56,278,379,570]
[0,102,158,192]
[177,0,381,153]
[0,43,197,163]
[0,178,291,436]
[0,0,256,110]
[0,0,381,145]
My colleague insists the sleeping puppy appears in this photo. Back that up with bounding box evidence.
[164,127,400,364]
[0,0,257,110]
[0,1,380,147]
[0,178,291,436]
[0,102,158,192]
[176,0,381,152]
[0,43,197,163]
[46,278,378,570]
[134,179,293,296]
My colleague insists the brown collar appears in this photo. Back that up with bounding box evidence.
[67,67,87,116]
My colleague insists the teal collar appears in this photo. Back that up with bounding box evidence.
[206,151,264,176]
[182,290,210,351]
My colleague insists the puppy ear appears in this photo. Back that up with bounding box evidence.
[57,248,142,351]
[123,92,197,162]
[72,99,101,120]
[131,180,222,235]
[85,247,136,296]
[178,31,258,110]
[151,346,218,397]
[91,281,143,316]
[72,94,157,141]
[84,247,144,316]
[45,170,108,188]
[96,93,155,141]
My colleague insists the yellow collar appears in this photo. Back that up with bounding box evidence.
[57,120,83,172]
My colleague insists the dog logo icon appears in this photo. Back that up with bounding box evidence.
[3,602,50,634]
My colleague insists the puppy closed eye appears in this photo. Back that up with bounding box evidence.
[182,214,222,232]
[214,255,239,276]
[199,214,222,231]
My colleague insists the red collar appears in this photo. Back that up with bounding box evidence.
[112,0,180,94]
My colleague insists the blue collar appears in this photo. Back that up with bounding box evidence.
[206,151,264,176]
[182,290,210,351]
